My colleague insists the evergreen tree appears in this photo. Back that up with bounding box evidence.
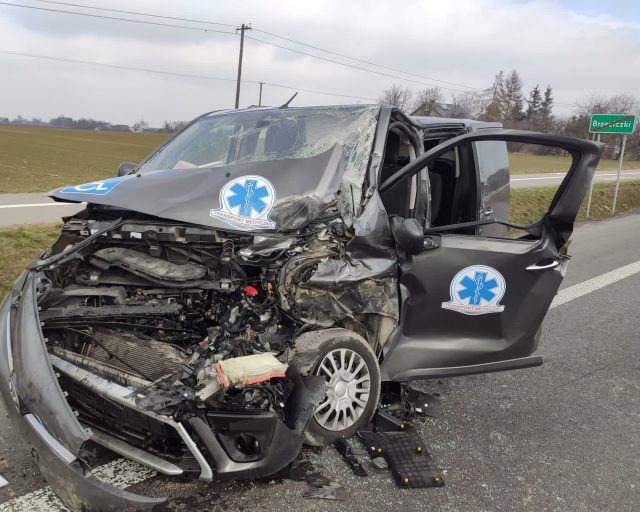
[503,70,525,121]
[526,85,542,120]
[541,85,554,120]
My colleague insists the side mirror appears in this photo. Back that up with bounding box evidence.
[390,217,423,255]
[117,162,137,177]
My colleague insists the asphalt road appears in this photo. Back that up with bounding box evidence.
[1,168,639,228]
[1,214,639,511]
[0,193,83,228]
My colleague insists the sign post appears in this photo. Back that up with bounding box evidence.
[588,114,637,216]
[585,132,600,218]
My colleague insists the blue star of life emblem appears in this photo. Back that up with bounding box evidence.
[442,265,506,315]
[227,179,270,217]
[210,175,276,231]
[457,271,499,305]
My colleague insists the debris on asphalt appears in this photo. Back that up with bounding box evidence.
[371,457,389,469]
[380,383,443,420]
[287,457,313,482]
[305,471,331,488]
[405,386,443,418]
[359,426,445,489]
[372,409,407,432]
[302,485,348,501]
[334,438,368,477]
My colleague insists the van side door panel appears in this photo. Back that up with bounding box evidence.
[379,129,601,381]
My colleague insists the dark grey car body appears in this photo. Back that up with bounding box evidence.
[0,105,601,510]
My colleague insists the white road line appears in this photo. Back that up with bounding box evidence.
[512,171,640,182]
[551,260,640,309]
[0,203,74,209]
[0,475,7,489]
[0,459,155,512]
[512,176,561,181]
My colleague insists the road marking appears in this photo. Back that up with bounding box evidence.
[512,176,562,181]
[0,459,155,512]
[512,171,640,182]
[0,203,77,209]
[551,260,640,309]
[0,475,7,489]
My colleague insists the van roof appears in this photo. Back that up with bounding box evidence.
[411,116,503,131]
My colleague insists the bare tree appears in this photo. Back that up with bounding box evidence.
[378,84,413,112]
[411,86,444,113]
[481,71,506,121]
[450,91,484,119]
[570,93,639,159]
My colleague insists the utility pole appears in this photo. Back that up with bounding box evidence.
[235,23,251,109]
[258,82,263,107]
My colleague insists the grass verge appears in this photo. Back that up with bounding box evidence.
[510,180,640,224]
[509,152,640,174]
[0,125,168,193]
[0,223,61,298]
[1,181,640,298]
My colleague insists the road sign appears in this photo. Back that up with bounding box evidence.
[589,114,636,134]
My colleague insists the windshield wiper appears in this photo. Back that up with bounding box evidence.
[28,217,125,271]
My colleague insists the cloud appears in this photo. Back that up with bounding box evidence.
[1,0,638,125]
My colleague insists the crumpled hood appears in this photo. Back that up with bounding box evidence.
[49,145,345,232]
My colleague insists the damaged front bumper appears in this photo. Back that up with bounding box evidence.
[0,272,324,511]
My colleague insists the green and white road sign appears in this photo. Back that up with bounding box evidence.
[589,114,636,134]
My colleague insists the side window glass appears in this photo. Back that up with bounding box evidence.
[424,144,478,233]
[476,141,588,239]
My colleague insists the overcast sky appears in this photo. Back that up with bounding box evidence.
[1,0,639,126]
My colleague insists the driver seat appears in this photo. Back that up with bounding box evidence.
[380,132,411,218]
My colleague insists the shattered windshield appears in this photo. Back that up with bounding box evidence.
[138,105,380,225]
[137,106,379,225]
[139,105,378,173]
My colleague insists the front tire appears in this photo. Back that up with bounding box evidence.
[290,328,381,446]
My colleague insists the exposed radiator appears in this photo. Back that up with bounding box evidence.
[81,327,186,382]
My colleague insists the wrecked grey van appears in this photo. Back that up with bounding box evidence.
[0,105,601,510]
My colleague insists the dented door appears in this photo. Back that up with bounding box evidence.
[378,130,602,381]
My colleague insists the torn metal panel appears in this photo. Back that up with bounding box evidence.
[293,260,398,326]
[280,191,399,326]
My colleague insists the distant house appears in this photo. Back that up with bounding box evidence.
[411,101,455,117]
[102,124,132,132]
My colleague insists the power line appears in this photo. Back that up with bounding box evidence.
[245,34,473,94]
[6,0,481,93]
[0,2,237,34]
[1,0,581,108]
[252,28,482,91]
[28,0,236,27]
[0,49,378,102]
[28,0,481,91]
